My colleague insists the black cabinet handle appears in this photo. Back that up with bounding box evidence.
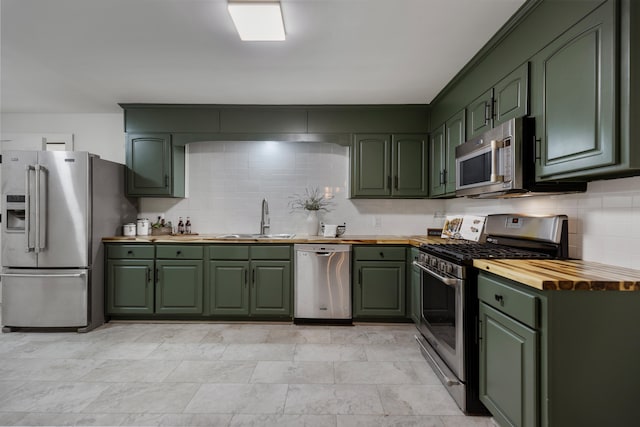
[494,294,504,305]
[484,101,491,124]
[164,175,169,187]
[379,252,384,259]
[394,175,398,190]
[176,250,182,256]
[252,269,256,286]
[358,269,362,285]
[127,250,133,255]
[146,267,151,284]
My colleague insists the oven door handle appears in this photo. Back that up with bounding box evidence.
[413,261,461,287]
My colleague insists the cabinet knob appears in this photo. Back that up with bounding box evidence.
[494,294,504,305]
[379,252,384,258]
[127,250,133,255]
[176,250,182,256]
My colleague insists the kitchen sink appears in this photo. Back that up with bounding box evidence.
[214,233,296,239]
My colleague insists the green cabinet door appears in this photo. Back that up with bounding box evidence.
[354,261,406,318]
[155,259,203,314]
[409,248,421,326]
[391,135,428,197]
[250,261,291,316]
[429,125,446,197]
[351,134,391,197]
[106,259,154,315]
[531,1,616,180]
[466,89,493,140]
[209,261,250,316]
[480,302,538,427]
[494,63,529,126]
[126,133,172,196]
[445,110,466,195]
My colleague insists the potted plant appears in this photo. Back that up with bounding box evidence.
[289,187,333,235]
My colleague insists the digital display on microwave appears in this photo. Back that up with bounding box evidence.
[459,152,491,186]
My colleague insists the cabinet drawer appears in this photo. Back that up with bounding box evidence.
[107,245,154,259]
[208,245,250,260]
[478,273,538,329]
[250,245,291,260]
[156,245,203,259]
[353,246,406,261]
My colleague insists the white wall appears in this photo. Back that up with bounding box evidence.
[1,113,125,163]
[2,112,639,268]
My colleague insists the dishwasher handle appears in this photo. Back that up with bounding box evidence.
[315,252,332,256]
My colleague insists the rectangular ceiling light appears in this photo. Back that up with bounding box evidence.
[228,0,286,41]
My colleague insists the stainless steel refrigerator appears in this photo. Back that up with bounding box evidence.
[1,151,137,332]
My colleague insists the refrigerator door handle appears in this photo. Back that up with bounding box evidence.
[1,272,86,278]
[25,165,36,252]
[35,165,48,252]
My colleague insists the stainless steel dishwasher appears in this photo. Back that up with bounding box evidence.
[294,244,351,324]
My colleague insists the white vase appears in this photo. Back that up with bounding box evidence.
[305,210,320,236]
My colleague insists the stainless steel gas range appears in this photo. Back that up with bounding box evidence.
[413,214,568,414]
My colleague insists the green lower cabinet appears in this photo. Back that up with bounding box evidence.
[155,259,203,314]
[209,261,250,315]
[106,259,154,315]
[251,261,291,316]
[354,261,405,318]
[479,302,538,427]
[409,249,421,326]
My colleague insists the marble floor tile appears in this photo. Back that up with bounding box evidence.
[0,381,110,413]
[439,415,495,427]
[145,342,227,360]
[334,361,426,385]
[220,343,295,361]
[79,359,180,382]
[81,342,161,359]
[336,414,445,427]
[164,360,256,383]
[330,329,397,345]
[229,414,337,427]
[0,358,101,381]
[120,413,233,426]
[250,361,334,384]
[0,412,26,426]
[0,381,26,401]
[82,382,200,413]
[14,412,128,426]
[377,385,462,416]
[364,344,425,362]
[22,341,95,359]
[133,323,216,343]
[185,383,288,414]
[284,384,384,415]
[294,344,366,362]
[201,326,271,343]
[266,327,332,344]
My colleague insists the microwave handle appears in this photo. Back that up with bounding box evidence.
[490,140,504,183]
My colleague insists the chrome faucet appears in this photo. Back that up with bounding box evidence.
[260,198,270,235]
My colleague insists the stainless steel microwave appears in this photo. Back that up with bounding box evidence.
[455,117,586,198]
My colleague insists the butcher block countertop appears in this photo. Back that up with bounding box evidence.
[103,234,447,246]
[474,259,640,291]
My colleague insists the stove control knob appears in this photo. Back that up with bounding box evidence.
[430,258,438,268]
[446,264,453,274]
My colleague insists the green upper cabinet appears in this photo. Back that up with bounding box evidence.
[351,134,390,197]
[351,134,428,198]
[494,63,529,125]
[125,133,185,197]
[429,109,464,199]
[392,135,429,197]
[429,125,446,197]
[531,0,616,181]
[466,89,494,139]
[445,109,466,195]
[466,63,529,140]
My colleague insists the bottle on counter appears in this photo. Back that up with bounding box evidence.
[177,217,184,234]
[185,217,192,234]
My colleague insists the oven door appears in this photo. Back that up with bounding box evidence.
[414,261,465,381]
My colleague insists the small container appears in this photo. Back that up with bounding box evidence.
[136,218,150,236]
[123,223,136,237]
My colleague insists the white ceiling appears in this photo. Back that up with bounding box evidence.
[0,0,525,114]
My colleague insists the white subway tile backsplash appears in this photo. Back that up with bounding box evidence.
[137,140,639,268]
